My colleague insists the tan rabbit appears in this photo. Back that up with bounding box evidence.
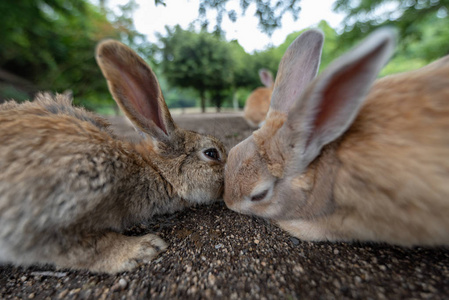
[224,28,449,246]
[243,69,274,128]
[0,40,227,273]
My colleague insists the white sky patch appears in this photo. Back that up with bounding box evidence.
[100,0,345,53]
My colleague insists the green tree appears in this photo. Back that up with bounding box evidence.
[334,0,449,62]
[247,21,340,84]
[154,0,302,35]
[158,26,234,112]
[0,0,146,112]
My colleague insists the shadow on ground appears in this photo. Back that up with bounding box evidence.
[1,112,448,299]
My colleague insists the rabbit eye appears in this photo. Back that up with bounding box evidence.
[251,189,268,202]
[203,148,220,161]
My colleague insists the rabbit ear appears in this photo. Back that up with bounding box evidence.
[259,69,274,88]
[285,28,396,168]
[269,29,324,113]
[95,40,176,142]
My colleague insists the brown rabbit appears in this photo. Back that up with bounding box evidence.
[224,28,449,246]
[0,40,227,273]
[243,69,274,128]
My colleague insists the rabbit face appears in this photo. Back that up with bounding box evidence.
[224,124,322,220]
[224,135,283,218]
[165,129,227,204]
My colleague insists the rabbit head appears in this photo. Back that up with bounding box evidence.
[96,40,227,204]
[225,28,396,220]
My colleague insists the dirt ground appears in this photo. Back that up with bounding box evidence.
[1,112,448,299]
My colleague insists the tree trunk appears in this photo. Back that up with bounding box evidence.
[200,90,206,113]
[215,94,222,113]
[99,0,106,12]
[232,88,239,111]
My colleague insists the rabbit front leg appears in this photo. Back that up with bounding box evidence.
[277,219,335,242]
[276,210,352,243]
[51,231,167,273]
[276,208,377,244]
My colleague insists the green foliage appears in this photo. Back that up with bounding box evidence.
[154,0,301,35]
[187,0,302,36]
[158,26,235,111]
[250,21,341,79]
[3,0,448,113]
[0,0,145,110]
[334,0,449,62]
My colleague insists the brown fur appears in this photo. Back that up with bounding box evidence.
[243,69,274,128]
[224,29,449,246]
[253,110,287,178]
[0,40,227,273]
[243,88,272,127]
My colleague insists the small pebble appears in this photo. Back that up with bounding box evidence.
[185,264,192,272]
[69,288,80,295]
[293,265,305,274]
[208,273,216,285]
[119,278,128,289]
[290,237,300,245]
[58,290,69,299]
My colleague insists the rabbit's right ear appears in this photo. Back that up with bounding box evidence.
[259,69,274,88]
[96,40,176,143]
[284,28,397,170]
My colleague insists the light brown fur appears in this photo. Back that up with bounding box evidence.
[0,40,227,273]
[243,69,274,128]
[224,29,449,246]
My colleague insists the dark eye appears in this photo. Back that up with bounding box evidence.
[203,148,220,161]
[250,189,268,202]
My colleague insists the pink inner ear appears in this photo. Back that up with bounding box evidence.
[310,52,375,138]
[260,70,273,88]
[121,69,167,134]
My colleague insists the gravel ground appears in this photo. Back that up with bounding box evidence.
[1,112,448,299]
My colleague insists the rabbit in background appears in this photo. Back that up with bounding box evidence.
[0,40,227,273]
[224,28,449,246]
[243,69,274,128]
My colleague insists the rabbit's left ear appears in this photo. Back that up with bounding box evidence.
[269,29,324,113]
[259,69,274,88]
[284,28,396,170]
[96,40,176,143]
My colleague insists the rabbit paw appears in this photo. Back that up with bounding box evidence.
[132,234,168,264]
[119,234,168,271]
[86,233,168,273]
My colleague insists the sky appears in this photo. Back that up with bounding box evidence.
[104,0,346,53]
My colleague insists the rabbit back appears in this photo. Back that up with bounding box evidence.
[281,56,449,245]
[243,87,272,127]
[0,94,163,257]
[0,93,110,131]
[327,56,449,244]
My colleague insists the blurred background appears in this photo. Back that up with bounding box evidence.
[1,0,448,115]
